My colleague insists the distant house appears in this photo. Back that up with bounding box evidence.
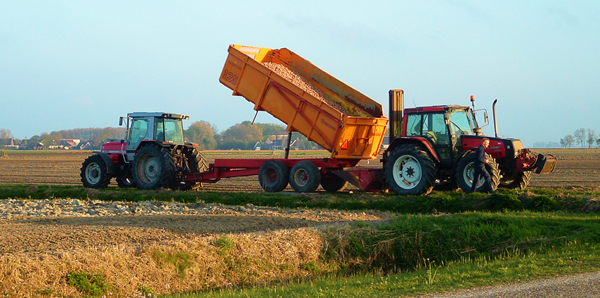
[25,142,44,150]
[60,139,81,149]
[263,135,296,150]
[0,138,21,150]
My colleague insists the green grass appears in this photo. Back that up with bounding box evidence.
[182,246,600,298]
[66,271,110,297]
[1,185,598,214]
[164,211,600,297]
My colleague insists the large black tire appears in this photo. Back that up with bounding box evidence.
[173,147,209,191]
[289,160,321,193]
[320,172,348,192]
[499,171,532,190]
[384,144,437,196]
[258,160,289,192]
[133,144,176,190]
[455,152,501,193]
[80,154,111,189]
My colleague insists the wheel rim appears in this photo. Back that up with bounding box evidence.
[293,169,309,187]
[463,162,484,188]
[392,155,422,190]
[264,168,277,184]
[138,154,160,184]
[85,162,101,184]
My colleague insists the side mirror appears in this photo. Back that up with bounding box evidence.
[119,117,124,126]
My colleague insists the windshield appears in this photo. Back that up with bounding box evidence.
[155,118,185,144]
[449,110,474,136]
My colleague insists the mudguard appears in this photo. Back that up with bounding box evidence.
[93,151,116,175]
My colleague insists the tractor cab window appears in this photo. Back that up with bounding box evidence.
[406,113,449,145]
[449,110,474,137]
[155,118,184,144]
[129,118,149,148]
[423,113,449,145]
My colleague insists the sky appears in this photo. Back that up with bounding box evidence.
[1,0,599,147]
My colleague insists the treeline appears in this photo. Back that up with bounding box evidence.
[560,128,599,148]
[185,120,319,150]
[0,121,319,150]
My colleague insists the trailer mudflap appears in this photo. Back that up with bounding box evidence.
[334,168,384,192]
[535,154,557,174]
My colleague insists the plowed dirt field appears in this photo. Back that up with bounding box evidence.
[0,149,596,191]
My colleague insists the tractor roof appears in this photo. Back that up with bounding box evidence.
[127,112,189,119]
[404,105,469,114]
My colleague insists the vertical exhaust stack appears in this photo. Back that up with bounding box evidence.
[389,89,404,140]
[492,99,499,138]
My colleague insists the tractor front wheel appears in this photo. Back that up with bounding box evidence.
[384,144,437,196]
[289,161,321,193]
[80,154,111,189]
[133,144,176,190]
[499,171,532,190]
[455,152,501,193]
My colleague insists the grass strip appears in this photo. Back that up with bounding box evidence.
[0,185,599,214]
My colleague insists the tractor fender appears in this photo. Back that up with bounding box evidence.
[386,136,440,163]
[93,151,116,175]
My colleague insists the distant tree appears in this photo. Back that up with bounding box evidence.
[219,122,263,150]
[40,133,54,148]
[0,129,13,139]
[293,133,322,150]
[28,135,41,144]
[560,135,574,148]
[185,121,217,150]
[587,129,596,148]
[255,123,287,140]
[573,128,586,148]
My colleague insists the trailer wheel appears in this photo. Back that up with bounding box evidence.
[81,154,111,189]
[320,172,348,192]
[499,171,532,190]
[259,160,290,192]
[384,144,436,196]
[289,161,321,193]
[174,147,209,191]
[455,152,501,193]
[133,144,176,190]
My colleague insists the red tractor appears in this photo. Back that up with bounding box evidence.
[383,90,557,195]
[80,112,207,190]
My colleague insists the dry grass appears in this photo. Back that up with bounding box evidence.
[0,228,331,297]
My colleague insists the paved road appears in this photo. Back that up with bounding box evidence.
[418,271,600,298]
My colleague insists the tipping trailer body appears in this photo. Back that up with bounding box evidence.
[219,44,388,160]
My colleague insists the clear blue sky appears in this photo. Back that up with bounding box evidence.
[1,0,598,147]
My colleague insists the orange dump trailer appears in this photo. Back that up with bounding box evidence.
[219,44,388,160]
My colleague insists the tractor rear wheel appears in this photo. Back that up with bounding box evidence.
[384,144,437,196]
[320,172,348,192]
[80,154,111,189]
[133,144,176,190]
[499,171,532,190]
[173,147,209,191]
[289,161,321,193]
[455,152,501,193]
[258,160,289,192]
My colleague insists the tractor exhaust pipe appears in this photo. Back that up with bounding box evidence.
[492,99,498,138]
[389,89,404,140]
